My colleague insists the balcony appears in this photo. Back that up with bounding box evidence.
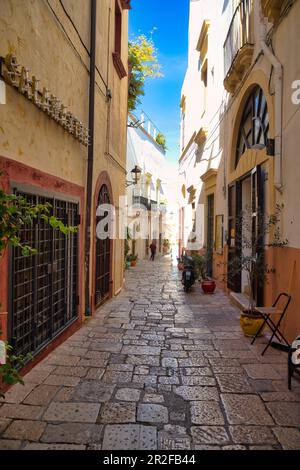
[133,195,158,211]
[224,0,254,94]
[261,0,282,23]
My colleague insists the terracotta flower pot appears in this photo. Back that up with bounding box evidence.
[201,280,216,294]
[131,260,137,267]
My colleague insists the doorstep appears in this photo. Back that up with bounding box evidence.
[230,292,256,311]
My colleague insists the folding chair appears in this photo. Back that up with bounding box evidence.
[251,292,291,355]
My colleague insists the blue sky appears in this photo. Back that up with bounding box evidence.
[129,0,190,165]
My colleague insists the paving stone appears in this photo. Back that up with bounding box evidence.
[132,375,157,385]
[211,366,244,374]
[0,439,22,449]
[78,358,109,368]
[191,426,230,445]
[190,402,225,425]
[178,358,209,367]
[102,424,157,450]
[53,387,74,402]
[142,394,164,404]
[122,346,161,355]
[181,376,216,386]
[88,342,122,353]
[85,368,105,380]
[24,443,86,450]
[100,402,136,424]
[115,388,141,402]
[71,381,115,402]
[23,385,59,406]
[213,339,249,351]
[266,402,300,426]
[44,375,80,387]
[0,382,36,404]
[174,386,219,401]
[161,358,178,368]
[194,445,221,450]
[215,374,254,393]
[41,423,102,444]
[23,365,56,384]
[272,427,300,450]
[243,364,281,380]
[53,366,88,377]
[137,404,168,423]
[229,425,277,444]
[3,420,46,441]
[221,394,274,425]
[259,391,300,402]
[102,371,132,384]
[209,358,240,367]
[43,402,100,423]
[107,364,134,372]
[250,379,275,392]
[158,432,191,450]
[134,366,150,375]
[181,367,212,376]
[222,445,247,450]
[158,376,180,385]
[0,404,43,420]
[46,355,80,366]
[126,355,160,366]
[170,411,185,421]
[0,418,11,434]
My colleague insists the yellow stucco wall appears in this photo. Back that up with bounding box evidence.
[0,0,128,311]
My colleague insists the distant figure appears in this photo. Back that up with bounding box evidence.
[149,241,157,261]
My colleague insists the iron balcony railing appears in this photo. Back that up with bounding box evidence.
[224,0,254,78]
[133,195,158,211]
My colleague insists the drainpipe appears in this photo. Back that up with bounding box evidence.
[260,39,283,191]
[85,0,97,316]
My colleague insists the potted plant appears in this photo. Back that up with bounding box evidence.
[124,227,131,269]
[191,250,216,294]
[227,204,288,337]
[163,238,170,254]
[129,254,138,267]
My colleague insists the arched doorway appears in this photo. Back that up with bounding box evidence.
[228,85,270,305]
[95,184,111,307]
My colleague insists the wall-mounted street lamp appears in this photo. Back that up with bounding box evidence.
[126,165,142,187]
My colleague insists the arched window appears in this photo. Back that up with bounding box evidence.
[236,86,269,167]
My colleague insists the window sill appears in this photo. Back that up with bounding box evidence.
[112,52,127,79]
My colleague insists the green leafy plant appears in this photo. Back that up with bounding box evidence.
[225,204,288,312]
[0,340,32,398]
[128,33,162,112]
[155,132,167,152]
[0,172,78,396]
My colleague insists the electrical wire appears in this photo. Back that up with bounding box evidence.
[45,0,107,99]
[59,0,108,90]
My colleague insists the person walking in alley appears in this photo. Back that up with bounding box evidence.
[150,240,157,261]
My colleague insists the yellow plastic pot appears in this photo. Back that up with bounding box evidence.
[240,312,265,337]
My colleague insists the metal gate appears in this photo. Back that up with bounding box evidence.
[10,191,79,357]
[95,184,111,307]
[206,194,214,277]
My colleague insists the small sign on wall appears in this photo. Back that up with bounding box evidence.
[0,80,6,104]
[215,214,224,254]
[0,340,6,365]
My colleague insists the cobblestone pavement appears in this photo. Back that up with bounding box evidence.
[1,257,300,450]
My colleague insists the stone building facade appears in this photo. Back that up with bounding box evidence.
[179,0,300,341]
[0,0,130,362]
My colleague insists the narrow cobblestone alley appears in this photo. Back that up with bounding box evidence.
[0,257,300,450]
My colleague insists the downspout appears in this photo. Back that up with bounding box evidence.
[85,0,97,316]
[260,39,283,191]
